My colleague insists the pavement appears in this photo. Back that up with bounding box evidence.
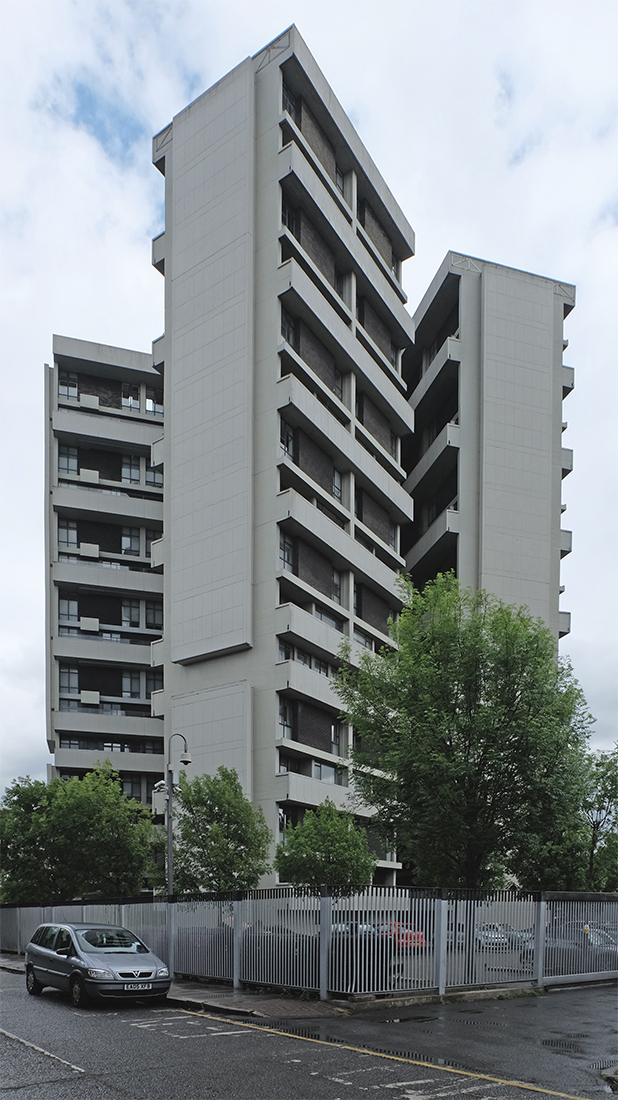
[0,950,593,1020]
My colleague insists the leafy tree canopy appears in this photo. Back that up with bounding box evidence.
[335,573,594,891]
[0,764,156,903]
[173,766,272,893]
[274,798,377,895]
[581,747,618,891]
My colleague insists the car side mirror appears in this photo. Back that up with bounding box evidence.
[56,947,71,956]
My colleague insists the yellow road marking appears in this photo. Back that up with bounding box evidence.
[177,1008,589,1099]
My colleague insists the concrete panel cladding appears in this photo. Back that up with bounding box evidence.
[171,682,251,795]
[168,59,256,663]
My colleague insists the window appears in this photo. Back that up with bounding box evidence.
[59,445,78,475]
[121,775,142,799]
[331,722,342,757]
[390,342,398,367]
[332,366,343,401]
[122,670,141,699]
[279,699,295,739]
[278,640,292,662]
[354,489,363,520]
[59,666,79,694]
[279,752,301,774]
[122,599,140,627]
[122,383,140,411]
[281,197,298,237]
[296,648,311,667]
[389,521,398,551]
[332,469,342,501]
[332,569,341,605]
[58,518,78,549]
[334,268,344,299]
[315,658,329,677]
[354,583,361,617]
[59,596,78,622]
[390,431,398,459]
[354,627,373,650]
[121,455,140,483]
[280,418,295,458]
[282,80,298,123]
[279,531,295,573]
[58,371,78,400]
[335,165,344,194]
[121,527,140,556]
[145,387,163,416]
[146,669,163,698]
[281,307,297,349]
[145,463,163,487]
[145,601,163,630]
[103,740,123,754]
[59,736,80,750]
[145,529,159,558]
[314,761,343,785]
[314,605,343,632]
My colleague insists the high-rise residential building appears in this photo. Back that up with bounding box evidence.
[45,337,166,803]
[45,27,574,884]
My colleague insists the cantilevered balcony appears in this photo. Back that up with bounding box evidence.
[560,529,573,558]
[405,506,459,572]
[405,422,460,497]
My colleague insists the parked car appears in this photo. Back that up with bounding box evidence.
[377,922,426,951]
[520,924,618,975]
[474,923,512,950]
[25,923,171,1007]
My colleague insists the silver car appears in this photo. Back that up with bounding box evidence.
[25,922,171,1007]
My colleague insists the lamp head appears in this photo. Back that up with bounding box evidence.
[179,750,192,766]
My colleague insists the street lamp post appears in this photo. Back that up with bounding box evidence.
[166,733,192,897]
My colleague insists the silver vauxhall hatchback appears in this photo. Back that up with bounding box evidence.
[25,923,171,1007]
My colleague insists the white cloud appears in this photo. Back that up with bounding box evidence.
[1,0,616,792]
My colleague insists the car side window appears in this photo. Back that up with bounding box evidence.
[31,926,45,945]
[56,929,73,952]
[39,925,60,950]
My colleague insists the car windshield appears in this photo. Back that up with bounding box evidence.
[75,927,148,954]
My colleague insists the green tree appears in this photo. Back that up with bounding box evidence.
[581,748,618,891]
[335,573,593,891]
[0,764,156,903]
[274,798,377,895]
[173,767,272,893]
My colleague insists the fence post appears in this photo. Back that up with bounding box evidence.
[433,891,448,996]
[233,895,243,991]
[167,898,176,977]
[319,887,332,1001]
[533,897,546,986]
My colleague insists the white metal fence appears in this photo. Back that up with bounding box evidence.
[2,889,616,999]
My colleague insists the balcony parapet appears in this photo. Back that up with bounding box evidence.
[406,507,459,571]
[405,422,460,496]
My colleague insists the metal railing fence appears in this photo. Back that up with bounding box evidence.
[2,888,616,999]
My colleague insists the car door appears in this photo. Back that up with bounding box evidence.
[52,927,76,991]
[31,926,61,987]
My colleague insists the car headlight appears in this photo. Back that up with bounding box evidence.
[87,968,113,979]
[157,967,170,978]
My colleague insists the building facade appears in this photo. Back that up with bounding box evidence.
[45,27,574,883]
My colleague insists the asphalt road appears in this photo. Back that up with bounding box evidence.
[1,970,615,1099]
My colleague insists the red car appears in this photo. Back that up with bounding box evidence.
[378,922,426,950]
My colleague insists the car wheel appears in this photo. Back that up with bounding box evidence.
[26,967,43,996]
[70,976,89,1008]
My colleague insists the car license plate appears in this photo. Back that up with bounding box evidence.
[124,982,152,991]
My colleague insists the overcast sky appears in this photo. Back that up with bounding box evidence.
[1,0,616,794]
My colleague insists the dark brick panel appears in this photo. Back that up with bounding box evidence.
[362,298,392,359]
[299,101,336,180]
[79,374,122,409]
[81,449,122,481]
[297,701,333,753]
[360,201,393,267]
[358,392,392,452]
[298,210,335,286]
[357,585,390,634]
[361,492,391,544]
[297,540,333,600]
[78,520,121,553]
[79,594,122,624]
[297,430,334,494]
[298,321,337,391]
